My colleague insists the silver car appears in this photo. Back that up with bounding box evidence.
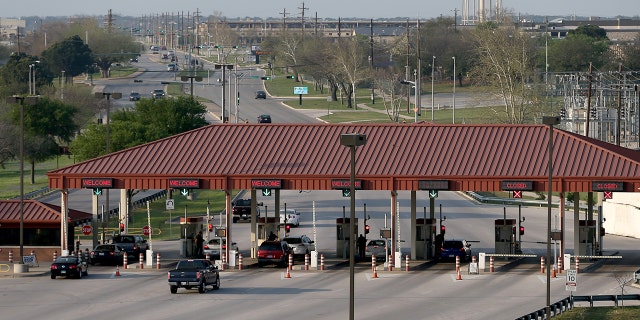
[203,238,239,259]
[282,235,315,257]
[365,239,391,261]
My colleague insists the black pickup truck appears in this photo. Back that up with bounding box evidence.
[167,259,220,294]
[232,199,262,223]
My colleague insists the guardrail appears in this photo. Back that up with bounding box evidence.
[516,294,640,319]
[11,187,52,200]
[466,191,589,210]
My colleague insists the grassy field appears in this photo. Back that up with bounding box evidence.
[554,306,640,319]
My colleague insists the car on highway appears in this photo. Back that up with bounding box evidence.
[282,235,315,257]
[366,239,391,261]
[129,92,141,101]
[257,240,293,267]
[439,239,472,262]
[50,255,88,279]
[255,90,267,99]
[152,89,166,99]
[203,238,239,259]
[90,244,126,265]
[167,63,178,71]
[257,114,272,123]
[279,209,300,227]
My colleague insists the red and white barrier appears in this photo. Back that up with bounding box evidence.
[372,254,378,278]
[123,253,128,269]
[221,255,226,271]
[388,254,393,271]
[205,253,210,261]
[156,253,161,270]
[139,253,144,269]
[557,255,563,273]
[405,255,410,272]
[575,257,580,273]
[540,256,545,273]
[288,253,293,271]
[53,250,58,262]
[9,250,13,263]
[304,253,309,271]
[320,254,325,271]
[238,253,243,270]
[455,256,460,272]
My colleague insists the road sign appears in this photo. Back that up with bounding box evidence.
[566,269,577,292]
[81,225,92,236]
[142,225,151,236]
[180,188,189,196]
[262,188,272,196]
[603,191,613,199]
[166,199,175,210]
[513,190,522,198]
[429,190,439,198]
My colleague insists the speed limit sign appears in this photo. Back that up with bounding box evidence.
[566,269,577,292]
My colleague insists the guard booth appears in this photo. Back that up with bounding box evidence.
[257,217,278,247]
[495,219,516,255]
[415,218,436,259]
[578,220,596,256]
[180,217,203,258]
[336,218,357,259]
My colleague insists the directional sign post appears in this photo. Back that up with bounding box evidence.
[566,269,577,292]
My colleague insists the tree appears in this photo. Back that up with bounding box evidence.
[469,23,542,124]
[330,36,371,109]
[0,53,53,96]
[89,30,141,78]
[547,25,610,71]
[41,35,93,78]
[71,97,208,161]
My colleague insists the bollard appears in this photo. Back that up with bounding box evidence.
[304,253,309,271]
[221,254,226,271]
[205,253,210,261]
[139,253,144,269]
[472,255,476,264]
[372,254,378,278]
[288,253,293,271]
[576,257,580,273]
[405,255,410,272]
[557,255,563,274]
[320,254,325,271]
[84,249,90,262]
[238,253,243,270]
[9,250,13,264]
[489,256,494,272]
[123,253,128,269]
[541,256,545,273]
[455,256,460,272]
[156,253,161,270]
[53,250,58,262]
[388,254,393,271]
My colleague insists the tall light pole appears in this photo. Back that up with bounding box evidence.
[431,56,436,121]
[542,116,560,319]
[340,133,367,320]
[6,95,39,272]
[215,63,234,122]
[452,56,456,124]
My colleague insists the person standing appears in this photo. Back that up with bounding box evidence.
[195,231,204,258]
[357,234,367,261]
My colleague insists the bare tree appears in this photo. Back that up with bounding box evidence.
[373,69,405,122]
[330,37,371,109]
[614,272,635,308]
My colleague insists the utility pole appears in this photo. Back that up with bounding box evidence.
[299,2,308,40]
[370,19,375,105]
[586,62,593,138]
[416,19,421,118]
[280,8,288,32]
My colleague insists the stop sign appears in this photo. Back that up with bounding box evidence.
[81,225,92,236]
[142,225,151,236]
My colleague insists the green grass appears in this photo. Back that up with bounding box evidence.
[0,155,76,200]
[554,306,640,319]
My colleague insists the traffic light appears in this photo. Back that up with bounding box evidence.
[560,108,566,119]
[590,108,597,119]
[260,76,270,80]
[208,223,213,232]
[519,226,525,236]
[285,224,291,234]
[440,225,446,235]
[286,75,295,79]
[621,108,626,119]
[119,223,125,233]
[365,225,370,234]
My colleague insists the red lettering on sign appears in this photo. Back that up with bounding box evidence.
[82,178,113,188]
[331,179,362,189]
[251,179,282,188]
[168,179,199,188]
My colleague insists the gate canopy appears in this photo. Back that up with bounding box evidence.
[48,123,640,193]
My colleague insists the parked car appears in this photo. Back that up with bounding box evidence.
[257,241,293,267]
[255,90,267,99]
[50,256,88,279]
[279,209,300,227]
[90,244,126,265]
[257,114,272,123]
[365,239,391,261]
[152,89,166,98]
[439,239,472,262]
[282,235,315,257]
[129,92,141,101]
[203,238,239,259]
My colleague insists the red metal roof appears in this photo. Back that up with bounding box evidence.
[0,200,92,226]
[47,123,640,192]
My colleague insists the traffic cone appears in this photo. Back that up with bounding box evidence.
[285,268,291,279]
[115,266,121,277]
[372,267,378,279]
[552,267,557,278]
[456,268,462,280]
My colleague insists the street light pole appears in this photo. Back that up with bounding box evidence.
[452,56,456,124]
[340,133,367,320]
[431,56,435,121]
[543,116,560,319]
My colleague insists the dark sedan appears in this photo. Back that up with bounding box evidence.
[90,244,126,266]
[50,256,88,279]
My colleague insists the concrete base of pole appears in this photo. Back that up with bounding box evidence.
[14,263,29,273]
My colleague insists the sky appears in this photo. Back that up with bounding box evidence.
[2,0,639,20]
